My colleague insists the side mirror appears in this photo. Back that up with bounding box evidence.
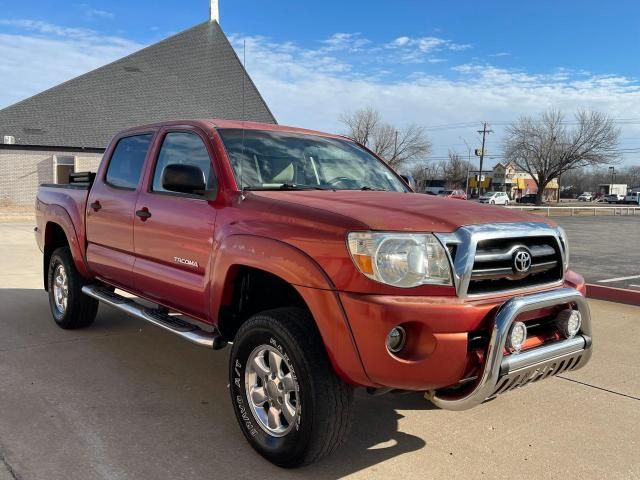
[162,163,206,195]
[399,174,416,190]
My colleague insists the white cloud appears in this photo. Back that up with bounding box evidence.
[390,36,411,47]
[321,32,370,52]
[1,20,638,164]
[234,35,640,164]
[383,35,471,64]
[0,20,143,108]
[87,9,115,19]
[387,35,471,53]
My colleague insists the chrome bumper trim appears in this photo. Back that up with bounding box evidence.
[500,335,588,375]
[427,287,592,411]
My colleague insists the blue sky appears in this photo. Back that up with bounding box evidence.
[1,0,639,165]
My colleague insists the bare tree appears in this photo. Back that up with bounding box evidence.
[339,107,380,147]
[340,107,431,169]
[410,161,444,192]
[443,150,473,188]
[562,164,640,197]
[625,165,640,188]
[503,109,620,204]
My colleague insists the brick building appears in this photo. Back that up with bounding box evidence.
[0,14,275,207]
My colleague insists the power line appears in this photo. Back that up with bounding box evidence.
[419,118,640,132]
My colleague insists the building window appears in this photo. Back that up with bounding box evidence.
[54,155,76,184]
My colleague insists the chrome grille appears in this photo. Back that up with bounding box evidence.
[467,236,563,294]
[435,222,568,298]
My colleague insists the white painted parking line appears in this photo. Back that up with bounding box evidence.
[598,275,640,283]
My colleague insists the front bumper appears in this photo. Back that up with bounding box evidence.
[427,287,592,410]
[339,271,589,389]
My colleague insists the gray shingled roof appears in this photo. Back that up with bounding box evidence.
[0,21,276,149]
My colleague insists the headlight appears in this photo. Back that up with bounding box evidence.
[347,232,452,287]
[557,227,570,271]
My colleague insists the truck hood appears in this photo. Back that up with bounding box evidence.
[250,190,553,232]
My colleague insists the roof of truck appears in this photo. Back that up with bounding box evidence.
[118,118,345,141]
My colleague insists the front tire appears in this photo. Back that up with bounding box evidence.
[229,307,354,467]
[47,247,98,329]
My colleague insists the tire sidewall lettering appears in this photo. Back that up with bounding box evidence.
[269,337,301,432]
[233,359,259,437]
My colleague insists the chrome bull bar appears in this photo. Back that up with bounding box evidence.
[427,288,592,411]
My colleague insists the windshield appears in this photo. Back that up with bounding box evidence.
[217,129,407,192]
[484,191,498,196]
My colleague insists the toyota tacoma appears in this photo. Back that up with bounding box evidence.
[35,119,592,467]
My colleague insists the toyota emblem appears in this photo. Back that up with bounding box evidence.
[513,248,532,274]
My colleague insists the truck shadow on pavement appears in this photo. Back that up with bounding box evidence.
[0,288,430,479]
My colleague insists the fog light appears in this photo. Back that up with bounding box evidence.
[507,321,527,352]
[386,326,406,353]
[556,309,582,338]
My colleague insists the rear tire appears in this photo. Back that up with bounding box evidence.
[47,247,98,329]
[229,307,354,467]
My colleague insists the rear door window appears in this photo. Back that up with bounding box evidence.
[105,134,153,189]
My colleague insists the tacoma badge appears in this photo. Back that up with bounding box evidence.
[174,256,198,268]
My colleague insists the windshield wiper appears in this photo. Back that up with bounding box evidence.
[279,183,332,190]
[360,186,385,191]
[244,183,333,191]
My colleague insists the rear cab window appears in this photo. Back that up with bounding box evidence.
[105,134,153,189]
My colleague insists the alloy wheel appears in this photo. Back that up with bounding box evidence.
[245,345,300,437]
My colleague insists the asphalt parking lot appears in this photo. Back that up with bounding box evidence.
[0,221,639,480]
[553,216,640,290]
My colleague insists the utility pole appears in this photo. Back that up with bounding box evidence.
[609,166,616,192]
[460,137,472,198]
[477,122,493,196]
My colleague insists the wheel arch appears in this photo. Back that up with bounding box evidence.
[210,235,372,387]
[42,214,90,290]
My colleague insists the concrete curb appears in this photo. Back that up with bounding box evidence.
[586,284,640,307]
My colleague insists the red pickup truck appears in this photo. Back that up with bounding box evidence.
[35,119,592,467]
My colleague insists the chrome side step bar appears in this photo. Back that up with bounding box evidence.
[82,285,226,349]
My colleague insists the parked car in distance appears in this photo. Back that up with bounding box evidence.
[516,193,538,204]
[606,193,625,204]
[35,119,592,467]
[438,189,467,200]
[577,192,593,202]
[624,191,640,205]
[478,191,510,205]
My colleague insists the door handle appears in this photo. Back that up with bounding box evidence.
[135,208,152,220]
[90,201,102,212]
